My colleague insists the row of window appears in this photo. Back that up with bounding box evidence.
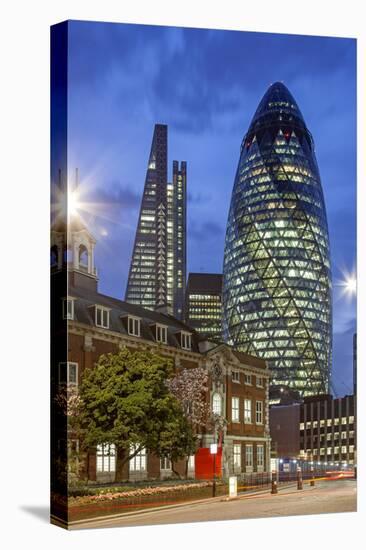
[63,299,192,350]
[300,417,355,429]
[96,444,195,474]
[231,397,264,424]
[233,443,265,469]
[306,446,355,456]
[232,371,264,387]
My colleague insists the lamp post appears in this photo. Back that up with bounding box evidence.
[210,443,218,497]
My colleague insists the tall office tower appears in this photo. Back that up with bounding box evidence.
[126,124,186,319]
[167,161,187,319]
[185,273,223,340]
[126,124,168,310]
[223,82,332,400]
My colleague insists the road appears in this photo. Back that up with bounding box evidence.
[71,479,357,530]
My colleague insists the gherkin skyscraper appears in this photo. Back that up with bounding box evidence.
[223,82,332,400]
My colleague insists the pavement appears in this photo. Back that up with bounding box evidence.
[69,478,357,530]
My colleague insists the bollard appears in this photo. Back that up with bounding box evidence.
[310,467,315,487]
[271,471,278,494]
[297,466,303,490]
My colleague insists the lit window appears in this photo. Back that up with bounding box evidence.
[232,397,240,422]
[96,443,116,473]
[128,316,141,337]
[156,324,168,344]
[257,445,264,466]
[244,374,252,385]
[327,448,332,455]
[245,444,253,467]
[300,422,305,430]
[63,298,74,320]
[349,416,354,424]
[244,399,252,423]
[212,393,222,415]
[256,401,263,424]
[58,362,78,386]
[160,457,172,470]
[95,306,110,329]
[129,445,146,471]
[341,446,347,454]
[341,417,347,425]
[233,444,241,468]
[232,371,240,383]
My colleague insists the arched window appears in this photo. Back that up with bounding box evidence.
[50,245,58,267]
[79,244,88,268]
[212,393,222,415]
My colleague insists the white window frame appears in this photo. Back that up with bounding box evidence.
[95,305,110,329]
[129,445,147,471]
[156,324,168,344]
[256,376,264,388]
[233,444,241,468]
[256,401,263,424]
[212,392,222,415]
[181,331,192,350]
[257,444,264,467]
[128,316,141,337]
[62,297,75,320]
[244,398,252,423]
[96,443,116,473]
[160,456,172,470]
[232,370,240,383]
[244,374,252,385]
[245,444,253,467]
[58,362,78,386]
[231,397,240,422]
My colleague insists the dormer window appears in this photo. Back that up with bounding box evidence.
[95,306,110,329]
[128,316,141,337]
[156,324,168,344]
[180,331,191,350]
[63,297,75,320]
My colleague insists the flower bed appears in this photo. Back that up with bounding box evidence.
[65,481,228,522]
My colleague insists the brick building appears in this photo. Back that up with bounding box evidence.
[51,219,271,484]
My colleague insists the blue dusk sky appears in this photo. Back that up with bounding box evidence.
[65,20,356,396]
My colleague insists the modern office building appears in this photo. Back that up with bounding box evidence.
[223,82,332,400]
[125,124,187,319]
[185,273,223,340]
[270,394,356,466]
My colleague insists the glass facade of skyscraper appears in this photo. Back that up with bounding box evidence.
[223,82,332,399]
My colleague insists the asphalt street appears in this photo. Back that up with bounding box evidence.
[71,478,357,530]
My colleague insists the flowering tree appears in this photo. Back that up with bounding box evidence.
[166,367,211,433]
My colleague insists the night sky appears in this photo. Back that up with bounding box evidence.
[66,20,356,396]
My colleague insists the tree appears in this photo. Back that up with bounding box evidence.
[78,347,195,481]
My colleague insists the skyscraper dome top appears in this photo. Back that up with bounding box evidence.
[244,82,312,150]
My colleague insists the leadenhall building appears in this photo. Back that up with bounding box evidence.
[51,217,270,486]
